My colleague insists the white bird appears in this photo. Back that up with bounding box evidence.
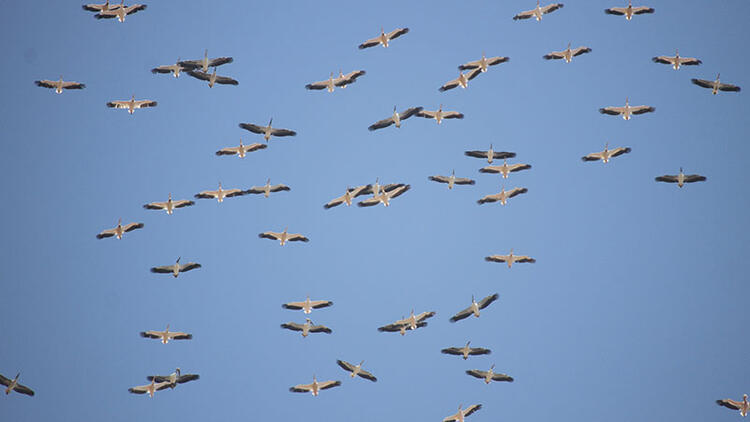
[215,139,267,158]
[323,185,372,209]
[443,404,482,422]
[485,249,536,268]
[358,185,411,207]
[441,341,492,360]
[479,160,531,178]
[306,70,366,92]
[513,1,564,21]
[336,360,377,382]
[194,182,248,203]
[150,257,201,278]
[581,143,631,163]
[106,95,157,114]
[655,168,706,187]
[465,364,514,384]
[239,118,297,142]
[281,318,332,337]
[143,193,194,215]
[543,43,592,63]
[450,294,499,323]
[178,50,233,73]
[358,27,409,49]
[128,379,170,398]
[717,394,749,417]
[459,53,509,73]
[368,106,423,131]
[652,49,701,70]
[34,76,85,94]
[147,368,199,389]
[691,74,741,95]
[289,375,341,396]
[599,98,654,120]
[417,104,464,124]
[0,373,34,396]
[439,69,482,92]
[186,67,239,87]
[604,0,654,20]
[465,145,516,164]
[429,170,475,189]
[96,218,144,239]
[282,296,333,314]
[139,324,192,344]
[94,1,146,22]
[151,58,187,78]
[258,228,309,245]
[377,319,427,335]
[246,179,291,198]
[82,0,122,12]
[477,187,528,205]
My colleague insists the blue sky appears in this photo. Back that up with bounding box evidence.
[1,0,748,420]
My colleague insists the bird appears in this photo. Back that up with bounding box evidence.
[258,228,309,245]
[139,324,192,344]
[581,143,631,163]
[429,170,475,189]
[323,185,372,209]
[716,394,749,417]
[282,296,333,314]
[150,257,201,278]
[143,193,194,215]
[655,168,706,187]
[604,0,654,20]
[194,182,248,203]
[358,185,410,207]
[179,50,233,73]
[395,309,437,331]
[477,187,528,205]
[281,318,332,337]
[377,320,427,335]
[459,53,509,73]
[106,95,157,114]
[151,58,188,78]
[82,0,121,12]
[215,139,267,158]
[464,145,516,164]
[306,70,365,92]
[441,341,492,360]
[336,360,377,382]
[94,1,146,22]
[289,376,341,396]
[357,179,406,196]
[479,160,531,178]
[358,27,409,49]
[443,404,482,422]
[450,294,499,323]
[128,379,170,398]
[34,76,85,94]
[513,1,564,21]
[439,69,482,92]
[465,364,514,384]
[239,119,297,142]
[147,368,200,389]
[691,74,741,95]
[417,104,464,124]
[368,106,423,131]
[185,67,239,87]
[96,219,144,239]
[543,43,592,63]
[0,373,34,396]
[652,49,701,70]
[599,98,654,120]
[485,249,536,268]
[246,179,291,198]
[335,69,366,88]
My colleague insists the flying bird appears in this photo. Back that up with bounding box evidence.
[485,249,536,268]
[143,193,194,215]
[336,360,377,382]
[0,373,34,396]
[417,104,464,124]
[139,324,192,344]
[359,27,409,49]
[106,95,157,114]
[443,404,482,422]
[599,98,654,120]
[429,170,475,189]
[368,106,423,131]
[151,58,188,78]
[377,320,427,335]
[466,364,514,384]
[82,0,122,12]
[215,139,267,158]
[179,50,233,73]
[450,293,499,323]
[194,182,248,203]
[651,49,701,70]
[94,1,146,22]
[96,218,143,239]
[396,310,436,331]
[246,179,290,198]
[147,368,199,389]
[513,1,564,21]
[464,145,516,164]
[441,341,492,360]
[306,70,365,92]
[604,0,654,20]
[258,228,309,245]
[459,53,509,73]
[479,160,531,178]
[282,296,333,314]
[716,394,749,417]
[543,43,591,63]
[281,318,331,337]
[581,143,631,163]
[239,119,296,142]
[357,179,406,196]
[358,185,410,207]
[323,185,372,209]
[34,77,85,94]
[691,74,741,95]
[439,69,482,92]
[655,168,706,187]
[477,187,528,205]
[289,376,341,396]
[186,68,239,87]
[128,379,169,398]
[335,69,366,88]
[150,257,201,278]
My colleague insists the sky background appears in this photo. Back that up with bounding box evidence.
[1,0,748,420]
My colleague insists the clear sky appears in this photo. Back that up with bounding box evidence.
[1,0,748,420]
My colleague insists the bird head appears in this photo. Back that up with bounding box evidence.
[176,257,181,263]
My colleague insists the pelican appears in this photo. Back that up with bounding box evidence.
[289,376,341,396]
[323,185,372,209]
[336,360,377,382]
[281,318,332,337]
[186,68,238,87]
[151,58,187,78]
[96,218,143,239]
[140,324,192,344]
[0,373,34,396]
[194,182,247,203]
[282,296,333,314]
[441,341,492,360]
[692,74,741,95]
[215,139,267,158]
[581,143,631,163]
[258,228,309,245]
[459,53,509,73]
[717,394,749,417]
[358,178,405,196]
[94,1,146,22]
[358,27,409,49]
[655,168,706,187]
[605,1,654,20]
[34,76,85,94]
[417,104,464,124]
[449,293,499,323]
[443,404,482,422]
[429,170,475,189]
[652,49,701,70]
[143,193,194,215]
[479,160,531,178]
[477,187,528,205]
[82,0,122,12]
[513,1,564,21]
[599,98,654,120]
[239,118,297,142]
[439,69,482,92]
[368,106,423,131]
[466,364,514,384]
[147,368,199,389]
[464,145,516,164]
[377,320,427,335]
[358,185,410,207]
[395,309,436,331]
[128,379,169,398]
[543,43,592,63]
[150,257,201,278]
[246,179,291,198]
[179,50,233,73]
[485,249,536,268]
[306,70,366,92]
[106,95,157,114]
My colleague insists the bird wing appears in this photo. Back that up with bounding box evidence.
[386,27,409,40]
[289,383,312,393]
[454,177,475,185]
[357,369,377,382]
[718,83,741,92]
[400,107,423,119]
[280,322,304,332]
[654,175,678,183]
[323,195,346,209]
[309,324,331,333]
[172,200,194,208]
[305,79,330,90]
[543,51,565,60]
[572,47,591,57]
[417,110,438,118]
[177,59,202,69]
[123,222,144,232]
[177,374,199,384]
[269,184,291,192]
[12,383,34,396]
[458,59,481,70]
[282,301,306,310]
[336,360,355,372]
[387,185,410,199]
[318,380,341,390]
[207,57,234,67]
[335,70,366,86]
[466,68,482,80]
[684,174,707,183]
[716,399,743,410]
[214,75,239,85]
[238,123,264,134]
[187,70,211,81]
[95,228,117,239]
[599,106,624,115]
[485,255,508,263]
[358,36,382,49]
[429,175,450,184]
[487,56,510,66]
[246,186,266,194]
[442,413,460,422]
[416,311,436,322]
[468,347,492,356]
[465,150,489,159]
[630,105,655,115]
[286,234,309,242]
[34,80,57,88]
[691,78,714,89]
[357,197,381,207]
[450,306,474,322]
[491,373,514,382]
[465,369,488,379]
[609,147,632,157]
[651,56,674,65]
[509,163,532,172]
[168,332,192,340]
[442,111,464,119]
[270,128,296,137]
[541,3,564,14]
[478,293,499,309]
[464,404,482,416]
[604,7,626,15]
[143,201,167,210]
[441,347,463,355]
[133,100,157,109]
[123,4,146,14]
[477,193,500,205]
[479,166,501,174]
[0,375,10,387]
[150,265,174,274]
[368,117,395,131]
[179,262,201,272]
[259,232,282,241]
[513,8,536,20]
[507,187,528,198]
[224,188,247,198]
[139,331,162,339]
[677,57,701,66]
[195,190,219,199]
[515,256,536,263]
[439,77,461,92]
[106,101,129,109]
[310,300,333,309]
[62,81,85,89]
[582,151,604,162]
[151,65,175,74]
[632,6,654,14]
